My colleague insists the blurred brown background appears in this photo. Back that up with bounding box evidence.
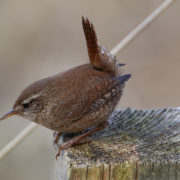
[0,0,179,179]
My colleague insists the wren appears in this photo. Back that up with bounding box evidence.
[0,17,131,158]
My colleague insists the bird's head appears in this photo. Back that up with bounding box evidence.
[0,80,46,122]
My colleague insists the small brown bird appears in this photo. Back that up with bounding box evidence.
[0,17,131,158]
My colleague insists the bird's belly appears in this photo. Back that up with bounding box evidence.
[50,94,121,133]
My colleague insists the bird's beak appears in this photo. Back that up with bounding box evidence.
[0,110,17,121]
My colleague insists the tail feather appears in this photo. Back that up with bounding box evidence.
[118,74,131,84]
[82,17,121,75]
[118,63,125,67]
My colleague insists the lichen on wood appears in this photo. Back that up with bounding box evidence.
[53,108,180,180]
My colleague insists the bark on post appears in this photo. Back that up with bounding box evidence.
[52,108,180,180]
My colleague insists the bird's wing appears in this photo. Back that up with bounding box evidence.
[59,74,131,122]
[82,17,124,75]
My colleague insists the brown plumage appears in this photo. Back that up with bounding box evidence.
[0,17,131,158]
[82,17,120,75]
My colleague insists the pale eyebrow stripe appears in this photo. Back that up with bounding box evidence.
[23,92,42,104]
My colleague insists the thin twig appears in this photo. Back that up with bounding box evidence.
[0,123,37,159]
[110,0,174,55]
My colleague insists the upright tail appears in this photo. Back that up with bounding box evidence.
[82,17,122,75]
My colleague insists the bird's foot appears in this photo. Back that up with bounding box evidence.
[55,136,92,160]
[53,132,62,145]
[55,121,109,159]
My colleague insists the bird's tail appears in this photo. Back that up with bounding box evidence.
[82,17,122,75]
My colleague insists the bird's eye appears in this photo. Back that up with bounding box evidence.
[22,103,29,109]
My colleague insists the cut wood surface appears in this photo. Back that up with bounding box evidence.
[53,108,180,180]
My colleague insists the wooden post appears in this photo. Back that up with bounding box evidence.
[52,108,180,180]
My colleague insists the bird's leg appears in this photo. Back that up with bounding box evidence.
[56,121,109,159]
[53,132,62,145]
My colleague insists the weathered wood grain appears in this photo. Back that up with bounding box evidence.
[53,108,180,180]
